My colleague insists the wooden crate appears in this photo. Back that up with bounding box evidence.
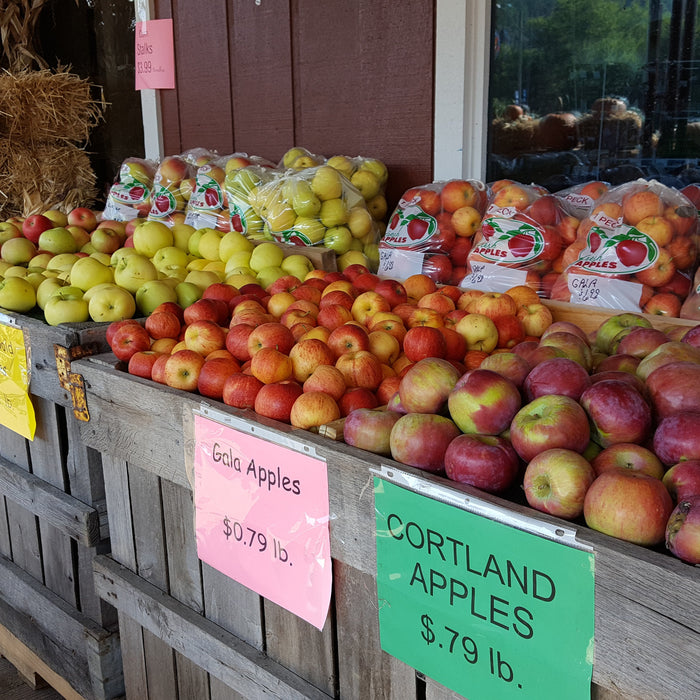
[73,307,700,699]
[0,311,122,699]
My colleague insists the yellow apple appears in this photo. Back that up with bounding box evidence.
[3,265,27,278]
[196,228,226,261]
[264,201,296,232]
[319,198,348,227]
[69,256,114,291]
[280,254,314,279]
[88,284,137,322]
[224,250,253,276]
[110,247,140,267]
[367,194,388,221]
[36,276,68,309]
[43,209,69,227]
[292,217,326,245]
[350,169,381,200]
[133,219,175,257]
[43,286,89,325]
[172,223,196,251]
[337,250,369,271]
[219,230,255,262]
[289,181,322,217]
[113,253,159,293]
[152,246,190,271]
[256,265,287,289]
[46,253,79,273]
[310,166,342,201]
[282,147,309,169]
[135,279,179,316]
[225,272,258,288]
[157,265,188,283]
[326,155,356,178]
[358,158,388,185]
[347,207,374,238]
[175,281,203,307]
[323,226,353,254]
[250,241,284,272]
[0,276,36,313]
[1,237,37,265]
[184,269,221,290]
[89,252,113,266]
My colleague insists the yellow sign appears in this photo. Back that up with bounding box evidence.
[0,322,36,440]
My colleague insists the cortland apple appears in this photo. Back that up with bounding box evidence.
[523,357,591,402]
[389,413,461,473]
[289,390,341,429]
[662,460,700,502]
[665,496,700,564]
[478,352,532,389]
[539,331,593,371]
[580,379,651,447]
[523,448,595,520]
[398,357,461,414]
[645,361,700,419]
[593,353,641,374]
[344,408,401,455]
[444,434,520,493]
[254,380,303,423]
[339,387,379,416]
[616,327,669,358]
[510,394,590,462]
[594,313,653,355]
[583,469,674,546]
[653,412,700,465]
[591,443,664,479]
[447,368,521,435]
[635,341,700,381]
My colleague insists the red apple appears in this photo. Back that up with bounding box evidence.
[580,380,652,447]
[583,469,674,546]
[636,341,700,381]
[402,326,447,362]
[616,327,669,358]
[254,380,303,423]
[67,207,98,232]
[319,289,354,310]
[303,365,347,402]
[184,319,226,356]
[327,323,370,358]
[468,291,518,320]
[335,350,383,390]
[250,346,293,384]
[523,357,591,403]
[145,310,181,340]
[163,349,206,392]
[444,434,520,493]
[374,278,408,307]
[339,387,378,416]
[538,331,593,371]
[523,448,596,520]
[106,318,143,348]
[128,350,163,380]
[662,460,700,502]
[478,352,532,389]
[389,413,461,473]
[202,282,239,306]
[222,372,263,409]
[289,391,341,429]
[197,356,241,400]
[184,297,229,326]
[447,369,521,435]
[588,370,647,396]
[593,354,641,374]
[510,395,591,462]
[247,322,295,357]
[288,338,335,382]
[225,323,255,361]
[110,322,152,363]
[343,408,402,455]
[22,214,55,244]
[653,412,700,465]
[591,443,664,479]
[398,357,461,414]
[665,496,700,564]
[646,361,700,420]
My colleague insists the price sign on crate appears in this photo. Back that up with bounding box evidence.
[374,471,594,700]
[192,409,332,630]
[0,318,35,440]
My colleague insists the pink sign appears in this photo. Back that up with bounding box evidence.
[135,19,175,90]
[193,414,332,630]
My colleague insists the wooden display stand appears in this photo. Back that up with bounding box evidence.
[70,301,700,699]
[0,313,123,699]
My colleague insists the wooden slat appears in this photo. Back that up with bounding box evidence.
[93,555,332,700]
[0,454,99,546]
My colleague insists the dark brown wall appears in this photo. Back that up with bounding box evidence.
[154,0,435,211]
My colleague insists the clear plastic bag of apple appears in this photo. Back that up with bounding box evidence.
[102,157,158,221]
[184,152,277,233]
[461,180,574,294]
[553,179,610,219]
[147,147,218,226]
[249,163,379,253]
[550,178,699,315]
[378,179,488,284]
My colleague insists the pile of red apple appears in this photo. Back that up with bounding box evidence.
[106,266,700,565]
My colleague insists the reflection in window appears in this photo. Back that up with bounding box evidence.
[487,0,700,190]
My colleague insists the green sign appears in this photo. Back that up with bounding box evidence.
[375,478,594,700]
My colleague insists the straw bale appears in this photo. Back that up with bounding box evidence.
[0,138,98,217]
[0,67,105,144]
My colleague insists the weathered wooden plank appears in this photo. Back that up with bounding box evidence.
[93,555,332,699]
[334,561,417,698]
[0,454,100,546]
[0,553,123,700]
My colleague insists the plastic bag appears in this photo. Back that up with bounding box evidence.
[184,153,277,232]
[147,148,218,226]
[278,146,326,171]
[378,179,488,284]
[462,181,574,294]
[551,179,699,315]
[102,157,158,221]
[223,163,281,240]
[553,179,610,219]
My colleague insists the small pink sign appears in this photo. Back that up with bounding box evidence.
[134,19,175,90]
[193,414,332,630]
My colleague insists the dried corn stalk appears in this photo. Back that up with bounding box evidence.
[0,0,51,72]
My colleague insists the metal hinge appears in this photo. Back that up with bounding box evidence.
[54,343,99,421]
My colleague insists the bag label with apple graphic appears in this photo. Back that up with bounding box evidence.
[382,193,438,248]
[469,210,545,263]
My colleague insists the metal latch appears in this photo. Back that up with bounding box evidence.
[54,343,98,421]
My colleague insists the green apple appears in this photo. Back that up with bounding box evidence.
[69,256,114,291]
[172,223,196,252]
[256,265,286,289]
[175,281,203,308]
[224,250,253,276]
[113,253,158,294]
[43,286,89,326]
[280,254,314,280]
[135,279,179,316]
[90,252,113,266]
[36,276,68,309]
[43,209,69,227]
[319,198,348,227]
[3,265,27,277]
[0,221,21,244]
[46,253,79,273]
[80,242,97,255]
[132,220,174,257]
[29,252,53,269]
[250,241,284,272]
[292,217,326,245]
[1,237,37,265]
[323,225,353,254]
[184,269,221,291]
[0,276,36,313]
[218,230,254,262]
[196,228,226,261]
[290,181,322,218]
[152,245,190,271]
[88,284,137,323]
[311,166,342,201]
[187,228,204,257]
